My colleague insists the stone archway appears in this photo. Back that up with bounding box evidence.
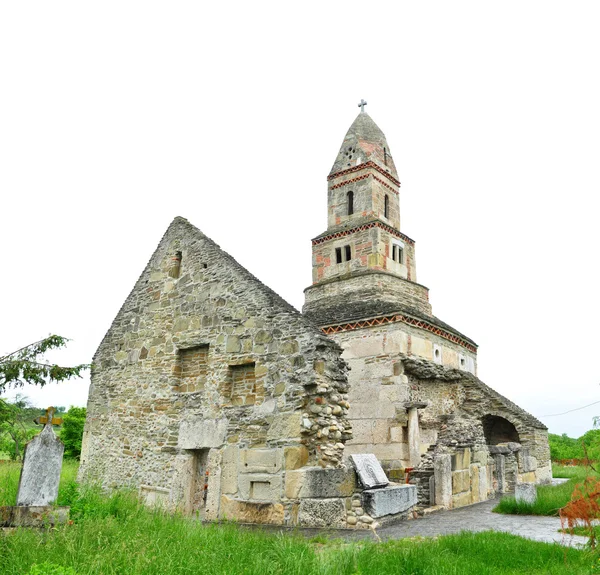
[482,414,520,445]
[481,414,521,493]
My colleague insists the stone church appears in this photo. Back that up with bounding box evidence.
[79,107,551,528]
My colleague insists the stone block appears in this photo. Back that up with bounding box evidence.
[298,498,346,528]
[0,505,70,527]
[221,446,239,494]
[518,449,538,473]
[266,413,301,441]
[238,473,283,501]
[284,446,309,470]
[220,495,285,525]
[452,491,472,508]
[434,454,452,508]
[452,469,470,494]
[239,448,282,474]
[362,484,417,518]
[451,448,471,471]
[515,482,537,505]
[178,418,228,449]
[285,467,355,499]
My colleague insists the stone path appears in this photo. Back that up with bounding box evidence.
[371,498,588,547]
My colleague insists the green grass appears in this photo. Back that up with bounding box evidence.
[0,459,78,507]
[494,466,600,516]
[0,462,596,574]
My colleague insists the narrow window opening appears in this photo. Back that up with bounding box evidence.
[392,245,397,261]
[384,147,388,166]
[347,191,354,215]
[335,247,342,264]
[398,247,404,264]
[384,195,389,219]
[169,251,182,278]
[345,245,351,261]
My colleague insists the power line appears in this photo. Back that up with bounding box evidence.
[541,399,600,417]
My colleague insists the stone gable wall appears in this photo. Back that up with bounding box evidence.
[79,218,354,524]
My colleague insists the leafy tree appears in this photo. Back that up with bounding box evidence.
[61,406,87,459]
[0,395,39,460]
[0,335,89,393]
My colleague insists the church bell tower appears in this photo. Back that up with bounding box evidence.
[303,104,434,326]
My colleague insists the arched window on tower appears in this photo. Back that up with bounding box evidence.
[384,195,389,219]
[347,191,354,215]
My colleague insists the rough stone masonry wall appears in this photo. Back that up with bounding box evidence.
[324,323,477,471]
[79,217,353,525]
[404,356,552,508]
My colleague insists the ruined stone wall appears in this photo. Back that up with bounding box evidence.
[79,217,353,524]
[323,323,477,470]
[403,356,552,507]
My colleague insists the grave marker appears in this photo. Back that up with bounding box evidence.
[350,454,389,489]
[17,407,64,506]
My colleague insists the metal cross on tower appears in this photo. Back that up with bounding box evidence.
[358,99,367,113]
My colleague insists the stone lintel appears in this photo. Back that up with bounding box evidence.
[403,402,428,410]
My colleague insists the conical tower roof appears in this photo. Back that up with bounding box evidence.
[329,112,398,180]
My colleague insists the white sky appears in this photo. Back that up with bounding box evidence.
[1,2,599,438]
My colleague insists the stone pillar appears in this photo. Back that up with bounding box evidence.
[494,454,505,493]
[433,454,452,508]
[404,402,428,468]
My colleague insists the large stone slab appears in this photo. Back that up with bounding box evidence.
[17,424,64,506]
[362,485,417,518]
[350,454,389,489]
[178,418,228,449]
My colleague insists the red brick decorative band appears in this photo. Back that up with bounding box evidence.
[330,173,371,190]
[330,172,398,195]
[312,221,415,246]
[328,161,401,187]
[321,313,478,353]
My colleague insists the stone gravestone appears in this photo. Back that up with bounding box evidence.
[350,454,389,489]
[17,408,64,506]
[0,407,69,527]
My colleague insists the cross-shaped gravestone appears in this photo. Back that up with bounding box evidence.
[358,99,367,113]
[16,406,65,506]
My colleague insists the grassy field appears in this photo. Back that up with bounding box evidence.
[493,465,599,517]
[0,461,596,574]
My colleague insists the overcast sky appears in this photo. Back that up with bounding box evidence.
[1,2,599,438]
